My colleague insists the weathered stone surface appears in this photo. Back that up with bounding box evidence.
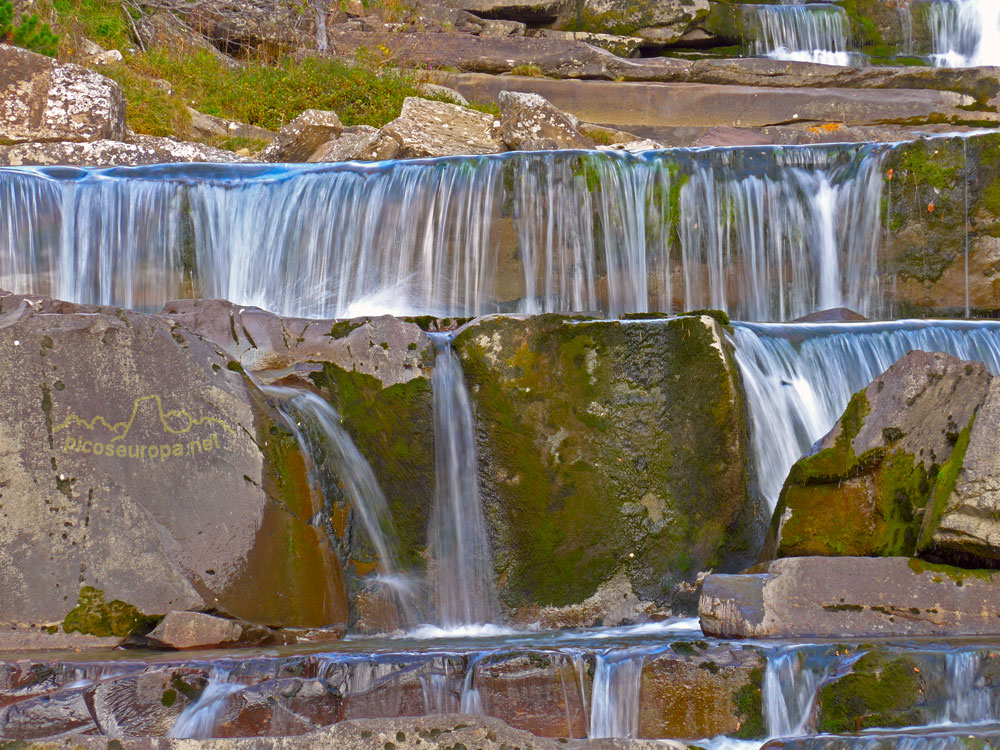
[143,611,284,650]
[175,0,314,58]
[699,556,1000,638]
[638,645,764,740]
[560,0,708,42]
[0,685,96,737]
[429,71,980,131]
[308,127,400,162]
[497,91,593,151]
[0,714,578,749]
[925,377,1000,567]
[762,734,1000,750]
[163,299,432,387]
[381,97,502,158]
[0,44,127,144]
[260,110,344,163]
[0,290,347,635]
[133,11,242,69]
[416,82,469,106]
[766,351,991,560]
[527,29,643,57]
[0,137,252,167]
[87,668,207,736]
[213,679,344,737]
[455,314,765,614]
[188,108,275,144]
[447,0,566,23]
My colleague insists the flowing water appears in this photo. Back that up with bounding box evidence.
[0,144,889,321]
[265,386,419,625]
[429,335,499,627]
[744,3,854,66]
[927,0,1000,67]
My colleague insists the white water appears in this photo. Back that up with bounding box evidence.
[0,146,889,322]
[429,335,499,627]
[167,669,242,739]
[731,320,1000,508]
[745,3,853,66]
[928,0,1000,67]
[589,651,646,739]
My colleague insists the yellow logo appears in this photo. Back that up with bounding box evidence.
[54,395,236,462]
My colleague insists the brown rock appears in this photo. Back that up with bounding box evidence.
[145,611,252,650]
[87,668,208,736]
[260,110,344,163]
[133,12,242,70]
[0,44,127,144]
[214,679,344,737]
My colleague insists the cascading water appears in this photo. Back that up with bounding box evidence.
[0,144,889,322]
[927,0,1000,67]
[731,320,1000,507]
[744,3,854,66]
[266,386,418,626]
[168,668,242,739]
[589,651,646,739]
[428,334,499,627]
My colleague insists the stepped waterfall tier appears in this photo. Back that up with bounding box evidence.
[744,3,854,67]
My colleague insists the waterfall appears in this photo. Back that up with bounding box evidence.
[0,145,889,322]
[429,335,499,627]
[744,3,853,67]
[589,651,646,739]
[731,320,1000,508]
[928,0,1000,67]
[764,647,832,738]
[266,386,418,625]
[167,668,241,739]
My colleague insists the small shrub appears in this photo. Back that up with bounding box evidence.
[1,0,60,56]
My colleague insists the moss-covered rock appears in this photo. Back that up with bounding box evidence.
[455,313,764,615]
[62,586,159,638]
[883,134,1000,318]
[767,351,990,561]
[816,650,926,733]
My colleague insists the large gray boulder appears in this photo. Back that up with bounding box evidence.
[497,90,594,150]
[0,291,347,639]
[308,126,401,162]
[699,556,1000,638]
[560,0,709,42]
[0,44,127,144]
[447,0,566,23]
[381,97,503,158]
[260,109,344,162]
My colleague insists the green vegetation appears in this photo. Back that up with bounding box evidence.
[817,651,925,733]
[62,586,159,637]
[1,0,60,56]
[732,667,765,739]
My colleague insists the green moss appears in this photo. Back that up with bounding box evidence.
[454,314,755,608]
[907,557,995,584]
[786,391,871,484]
[732,667,765,740]
[817,652,924,733]
[328,320,364,339]
[310,365,434,573]
[62,586,159,638]
[679,309,731,330]
[918,420,973,552]
[161,689,177,707]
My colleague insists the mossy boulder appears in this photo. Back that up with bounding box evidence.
[454,313,765,616]
[767,351,990,560]
[883,134,1000,318]
[816,650,926,733]
[0,290,347,637]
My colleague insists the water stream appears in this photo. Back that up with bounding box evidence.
[928,0,1000,67]
[0,144,889,321]
[428,334,499,627]
[744,3,854,66]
